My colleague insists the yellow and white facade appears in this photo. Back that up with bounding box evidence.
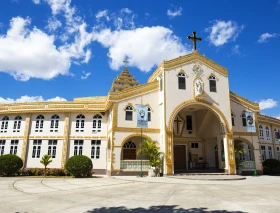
[0,51,279,175]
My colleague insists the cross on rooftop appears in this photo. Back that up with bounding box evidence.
[187,31,202,51]
[123,60,129,67]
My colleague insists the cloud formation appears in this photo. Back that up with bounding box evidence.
[167,6,182,18]
[81,71,91,80]
[258,33,278,43]
[206,20,244,46]
[92,26,189,71]
[258,99,278,110]
[0,95,66,104]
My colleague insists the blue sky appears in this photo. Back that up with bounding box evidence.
[0,0,279,118]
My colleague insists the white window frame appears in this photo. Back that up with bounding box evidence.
[259,125,264,140]
[76,114,85,132]
[48,140,57,158]
[266,126,270,141]
[10,140,19,155]
[0,140,5,155]
[50,115,59,132]
[178,72,186,90]
[32,140,42,158]
[74,140,83,155]
[1,116,9,133]
[125,106,133,121]
[191,142,198,148]
[13,116,22,133]
[92,114,102,133]
[261,145,266,162]
[268,146,273,159]
[91,140,101,159]
[35,115,44,132]
[209,76,217,92]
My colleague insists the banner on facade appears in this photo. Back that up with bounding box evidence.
[137,105,148,128]
[246,112,256,132]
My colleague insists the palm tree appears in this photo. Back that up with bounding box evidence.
[40,154,52,176]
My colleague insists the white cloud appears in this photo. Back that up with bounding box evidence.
[96,10,110,21]
[206,20,244,46]
[81,71,91,80]
[46,17,62,31]
[0,17,70,81]
[92,26,189,72]
[258,33,278,43]
[0,95,66,104]
[121,8,132,14]
[232,45,240,55]
[258,99,278,110]
[32,0,40,4]
[167,6,182,18]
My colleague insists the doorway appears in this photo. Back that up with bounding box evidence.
[174,145,187,170]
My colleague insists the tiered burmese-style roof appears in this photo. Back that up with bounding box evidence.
[110,67,139,92]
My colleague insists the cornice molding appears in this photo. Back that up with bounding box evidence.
[258,114,280,127]
[114,127,160,133]
[230,92,260,111]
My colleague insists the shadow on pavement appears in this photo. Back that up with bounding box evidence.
[86,206,246,213]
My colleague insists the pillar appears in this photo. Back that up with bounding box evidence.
[61,112,70,168]
[21,114,31,168]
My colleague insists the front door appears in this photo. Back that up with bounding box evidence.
[174,145,186,170]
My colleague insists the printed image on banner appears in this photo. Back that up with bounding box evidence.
[137,105,148,128]
[245,112,256,132]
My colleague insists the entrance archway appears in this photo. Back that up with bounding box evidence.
[167,101,231,174]
[234,138,255,171]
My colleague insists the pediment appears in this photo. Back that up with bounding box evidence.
[148,51,228,82]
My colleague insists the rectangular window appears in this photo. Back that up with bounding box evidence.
[231,117,235,126]
[10,140,19,155]
[191,142,198,148]
[209,80,216,92]
[148,111,151,122]
[35,120,44,132]
[178,77,186,90]
[268,146,273,159]
[32,140,42,158]
[186,115,193,131]
[48,140,57,158]
[160,77,163,91]
[1,121,8,133]
[261,145,266,162]
[125,111,133,121]
[91,140,101,159]
[74,140,83,155]
[0,140,5,155]
[242,118,247,127]
[13,121,21,132]
[50,120,59,132]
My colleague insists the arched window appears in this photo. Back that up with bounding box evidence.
[76,114,85,132]
[242,113,247,127]
[178,72,186,90]
[123,141,136,160]
[35,115,44,132]
[93,114,102,133]
[259,125,264,139]
[231,113,235,126]
[266,126,270,140]
[209,76,217,92]
[274,128,279,139]
[125,106,133,121]
[1,116,9,133]
[50,114,60,132]
[13,116,22,133]
[148,107,151,122]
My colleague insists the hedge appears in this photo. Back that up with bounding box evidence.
[263,159,280,175]
[0,154,23,176]
[65,155,93,177]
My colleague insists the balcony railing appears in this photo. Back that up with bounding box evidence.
[120,160,150,170]
[242,161,255,169]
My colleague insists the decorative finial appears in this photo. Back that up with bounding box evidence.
[187,31,202,51]
[123,60,129,68]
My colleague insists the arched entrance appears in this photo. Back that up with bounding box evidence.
[234,138,255,173]
[120,135,151,171]
[167,101,233,174]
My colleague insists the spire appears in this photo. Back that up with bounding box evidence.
[110,66,139,92]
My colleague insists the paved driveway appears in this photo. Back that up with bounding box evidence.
[1,176,280,213]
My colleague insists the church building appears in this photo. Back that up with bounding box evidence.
[0,32,279,176]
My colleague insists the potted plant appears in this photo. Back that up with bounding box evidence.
[138,139,164,177]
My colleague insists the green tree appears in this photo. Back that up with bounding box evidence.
[40,155,52,176]
[234,143,246,169]
[137,139,164,168]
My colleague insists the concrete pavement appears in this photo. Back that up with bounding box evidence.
[0,176,280,212]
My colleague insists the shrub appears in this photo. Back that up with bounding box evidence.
[263,159,280,175]
[18,168,70,176]
[65,155,93,177]
[0,154,23,176]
